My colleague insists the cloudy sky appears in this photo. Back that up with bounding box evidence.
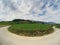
[0,0,60,23]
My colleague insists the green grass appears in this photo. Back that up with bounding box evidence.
[9,24,50,31]
[8,23,54,36]
[55,24,60,28]
[0,21,10,27]
[0,21,54,37]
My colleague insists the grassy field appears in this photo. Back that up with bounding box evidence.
[0,21,10,27]
[8,23,54,36]
[0,21,54,36]
[55,24,60,28]
[9,24,50,32]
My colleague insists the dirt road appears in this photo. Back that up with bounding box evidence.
[0,26,60,45]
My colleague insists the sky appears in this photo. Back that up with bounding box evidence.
[0,0,60,23]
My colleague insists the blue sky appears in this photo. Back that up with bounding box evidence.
[0,0,60,23]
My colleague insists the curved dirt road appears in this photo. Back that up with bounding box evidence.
[0,26,60,45]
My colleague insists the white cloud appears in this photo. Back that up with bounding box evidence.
[0,0,60,23]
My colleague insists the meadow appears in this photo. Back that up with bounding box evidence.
[0,19,55,36]
[8,23,54,36]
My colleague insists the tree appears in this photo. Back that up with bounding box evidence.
[13,19,23,21]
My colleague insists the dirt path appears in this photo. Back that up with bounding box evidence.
[0,26,60,45]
